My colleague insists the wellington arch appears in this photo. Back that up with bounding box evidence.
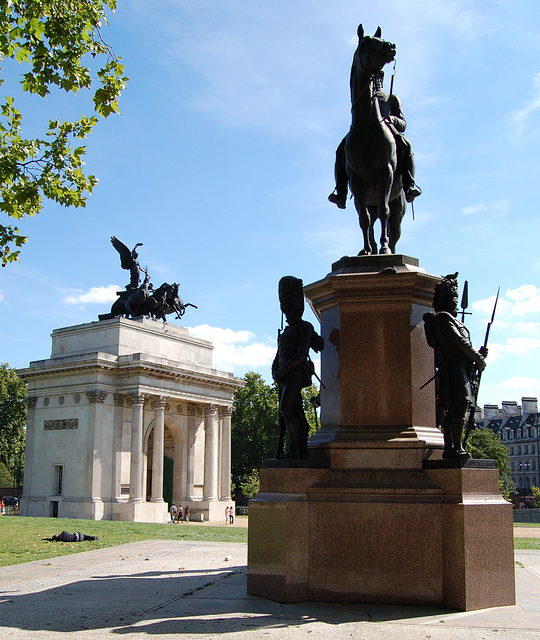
[18,317,244,523]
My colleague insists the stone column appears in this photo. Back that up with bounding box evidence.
[129,392,147,503]
[203,404,219,501]
[20,397,37,510]
[219,406,234,500]
[186,403,198,500]
[86,391,108,501]
[112,394,127,501]
[150,396,169,503]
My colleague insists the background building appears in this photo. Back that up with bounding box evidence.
[18,317,243,522]
[477,397,539,503]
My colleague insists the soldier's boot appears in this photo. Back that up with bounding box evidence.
[451,421,470,458]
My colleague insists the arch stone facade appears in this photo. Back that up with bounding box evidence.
[18,317,243,523]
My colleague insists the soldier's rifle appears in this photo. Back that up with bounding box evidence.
[462,287,500,446]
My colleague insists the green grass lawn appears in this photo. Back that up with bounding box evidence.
[0,516,247,567]
[0,516,538,568]
[514,538,540,550]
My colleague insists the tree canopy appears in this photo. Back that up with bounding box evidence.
[0,363,27,487]
[0,0,128,265]
[465,427,511,475]
[231,372,279,481]
[465,427,515,501]
[231,372,320,486]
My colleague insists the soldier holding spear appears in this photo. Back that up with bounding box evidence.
[423,273,494,460]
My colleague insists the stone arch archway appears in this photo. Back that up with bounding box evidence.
[144,413,188,505]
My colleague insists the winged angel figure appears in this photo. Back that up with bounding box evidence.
[110,236,143,289]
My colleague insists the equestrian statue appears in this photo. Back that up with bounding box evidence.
[328,25,421,255]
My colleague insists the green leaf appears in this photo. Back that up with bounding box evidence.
[0,0,127,266]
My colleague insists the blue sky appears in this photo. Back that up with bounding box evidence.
[2,0,540,409]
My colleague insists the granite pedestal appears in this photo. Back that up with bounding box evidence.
[247,256,515,611]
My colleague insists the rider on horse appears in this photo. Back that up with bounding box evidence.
[329,70,421,210]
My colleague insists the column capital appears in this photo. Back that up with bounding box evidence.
[86,390,108,404]
[187,402,202,416]
[219,405,234,418]
[151,395,170,410]
[114,393,128,407]
[129,392,148,406]
[204,404,219,417]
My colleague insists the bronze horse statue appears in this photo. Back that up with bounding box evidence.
[345,25,405,255]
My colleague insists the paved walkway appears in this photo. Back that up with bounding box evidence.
[513,525,540,538]
[0,534,538,640]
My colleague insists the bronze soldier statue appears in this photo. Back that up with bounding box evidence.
[424,274,487,460]
[272,276,324,459]
[329,70,421,210]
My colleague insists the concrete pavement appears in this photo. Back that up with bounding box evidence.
[0,535,538,639]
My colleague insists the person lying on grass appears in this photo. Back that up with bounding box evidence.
[43,531,99,542]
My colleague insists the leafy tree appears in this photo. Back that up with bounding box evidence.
[240,469,260,499]
[0,461,14,486]
[466,428,511,473]
[532,486,540,509]
[465,427,515,501]
[0,0,128,265]
[0,364,27,488]
[231,372,322,483]
[302,383,321,438]
[231,372,279,481]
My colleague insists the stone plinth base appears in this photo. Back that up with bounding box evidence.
[182,500,235,522]
[247,463,515,611]
[112,501,168,523]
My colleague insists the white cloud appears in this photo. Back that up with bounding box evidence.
[516,322,540,333]
[492,376,540,399]
[509,72,540,139]
[471,292,507,317]
[488,338,540,361]
[461,200,509,216]
[64,285,121,305]
[505,285,540,316]
[472,285,540,318]
[186,324,275,372]
[187,324,254,345]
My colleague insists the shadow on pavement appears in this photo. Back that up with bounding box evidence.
[0,564,458,636]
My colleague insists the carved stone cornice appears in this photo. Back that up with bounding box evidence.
[16,354,246,394]
[86,390,108,404]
